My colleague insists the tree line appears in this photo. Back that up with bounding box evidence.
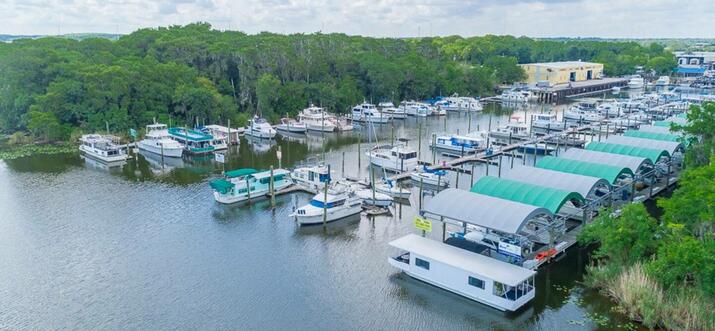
[0,23,675,141]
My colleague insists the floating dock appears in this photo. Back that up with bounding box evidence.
[530,77,628,103]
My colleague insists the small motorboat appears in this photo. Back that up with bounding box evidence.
[410,166,449,187]
[276,118,308,134]
[355,189,394,207]
[375,179,411,199]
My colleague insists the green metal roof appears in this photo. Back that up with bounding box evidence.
[224,168,258,178]
[209,179,234,194]
[586,141,670,164]
[624,130,680,142]
[677,113,687,119]
[167,127,213,141]
[536,156,633,184]
[470,176,585,214]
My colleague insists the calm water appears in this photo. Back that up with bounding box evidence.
[0,103,642,330]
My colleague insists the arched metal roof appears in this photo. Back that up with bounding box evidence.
[536,156,634,184]
[501,165,611,198]
[586,141,669,164]
[470,176,585,214]
[653,117,687,127]
[560,148,653,174]
[638,125,676,135]
[624,130,681,142]
[603,135,684,156]
[422,189,553,235]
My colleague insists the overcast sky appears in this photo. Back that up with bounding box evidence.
[2,0,713,38]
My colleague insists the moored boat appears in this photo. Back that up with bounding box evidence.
[210,168,292,204]
[245,116,277,139]
[276,118,308,134]
[137,123,184,158]
[168,127,215,154]
[79,134,128,163]
[290,183,363,226]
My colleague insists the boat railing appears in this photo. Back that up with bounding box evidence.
[393,252,410,264]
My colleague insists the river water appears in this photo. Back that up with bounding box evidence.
[0,103,643,330]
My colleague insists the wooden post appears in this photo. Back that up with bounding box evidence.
[470,162,475,186]
[455,168,459,189]
[437,175,442,193]
[418,122,422,160]
[468,110,472,132]
[442,220,447,243]
[431,133,437,164]
[498,155,502,177]
[357,132,361,168]
[341,151,345,177]
[323,165,330,226]
[270,166,275,208]
[245,176,251,204]
[419,178,424,210]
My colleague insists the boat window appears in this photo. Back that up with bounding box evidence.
[468,276,485,289]
[493,279,533,301]
[415,258,430,270]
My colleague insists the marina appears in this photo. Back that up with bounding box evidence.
[0,88,703,330]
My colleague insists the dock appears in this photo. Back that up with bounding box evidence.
[530,77,628,103]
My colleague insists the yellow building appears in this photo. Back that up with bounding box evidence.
[519,61,603,86]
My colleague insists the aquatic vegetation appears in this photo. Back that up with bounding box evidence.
[0,144,77,160]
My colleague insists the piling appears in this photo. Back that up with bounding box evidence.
[417,122,422,160]
[323,165,330,227]
[341,151,345,177]
[246,176,251,204]
[431,133,437,164]
[419,178,424,210]
[270,166,275,208]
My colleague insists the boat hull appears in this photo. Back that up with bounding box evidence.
[276,125,308,134]
[79,145,128,163]
[295,205,363,225]
[306,123,336,132]
[137,141,184,158]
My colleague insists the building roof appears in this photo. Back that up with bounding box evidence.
[536,156,633,184]
[501,165,611,199]
[560,148,653,174]
[389,234,536,286]
[422,189,553,235]
[470,176,584,214]
[624,130,681,142]
[586,142,669,164]
[520,61,601,69]
[603,136,684,157]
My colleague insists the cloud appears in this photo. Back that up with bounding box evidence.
[1,0,713,38]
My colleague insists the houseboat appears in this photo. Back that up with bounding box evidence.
[137,124,184,158]
[435,95,483,112]
[388,234,536,312]
[168,127,215,155]
[531,113,566,134]
[290,164,331,192]
[203,124,243,145]
[79,134,128,163]
[400,101,431,117]
[209,168,292,204]
[489,120,530,145]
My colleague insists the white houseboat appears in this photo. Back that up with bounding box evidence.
[167,127,216,154]
[431,132,487,155]
[203,124,244,145]
[290,164,331,192]
[388,234,536,311]
[352,103,391,123]
[531,113,566,134]
[137,124,184,158]
[275,118,308,134]
[79,134,128,163]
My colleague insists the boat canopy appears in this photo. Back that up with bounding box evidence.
[225,168,258,178]
[209,179,234,194]
[422,189,553,235]
[536,156,633,184]
[502,165,611,199]
[624,130,681,142]
[560,148,653,174]
[167,127,213,141]
[603,135,684,157]
[470,176,584,214]
[586,142,669,164]
[653,117,688,127]
[389,234,535,286]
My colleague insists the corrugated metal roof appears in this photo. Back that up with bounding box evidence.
[470,176,584,214]
[603,135,684,156]
[501,165,611,198]
[638,125,675,135]
[560,148,652,174]
[422,189,552,235]
[624,130,681,142]
[586,141,669,164]
[653,117,688,127]
[536,156,633,184]
[389,234,535,286]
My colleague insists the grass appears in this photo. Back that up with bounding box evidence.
[585,263,715,330]
[0,143,77,160]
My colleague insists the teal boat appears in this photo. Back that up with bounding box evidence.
[210,168,293,204]
[168,127,215,154]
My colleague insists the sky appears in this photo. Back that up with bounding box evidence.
[2,0,714,38]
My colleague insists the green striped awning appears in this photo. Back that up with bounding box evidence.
[225,168,258,178]
[536,156,633,184]
[470,176,585,214]
[586,142,670,164]
[624,130,680,142]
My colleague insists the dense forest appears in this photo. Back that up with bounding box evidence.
[0,23,676,141]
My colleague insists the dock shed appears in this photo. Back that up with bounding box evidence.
[603,136,684,158]
[536,156,633,185]
[470,176,585,214]
[501,165,611,201]
[560,148,653,175]
[586,142,670,164]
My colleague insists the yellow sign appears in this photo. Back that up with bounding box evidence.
[414,216,432,232]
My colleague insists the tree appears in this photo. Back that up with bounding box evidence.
[27,110,64,142]
[255,73,281,118]
[658,157,715,239]
[579,203,660,266]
